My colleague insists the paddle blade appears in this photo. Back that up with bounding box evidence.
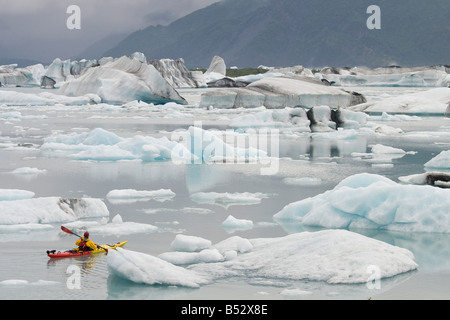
[61,226,73,234]
[61,226,81,238]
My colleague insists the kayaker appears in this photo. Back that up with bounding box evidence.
[74,231,97,252]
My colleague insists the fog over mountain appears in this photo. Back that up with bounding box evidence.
[105,0,450,68]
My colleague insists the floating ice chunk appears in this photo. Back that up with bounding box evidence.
[170,234,212,252]
[350,88,450,115]
[107,247,208,288]
[222,215,254,233]
[41,128,188,163]
[0,279,59,286]
[274,173,450,233]
[212,236,253,255]
[106,189,175,204]
[371,144,410,155]
[190,229,417,284]
[280,288,313,297]
[0,189,35,201]
[63,214,157,237]
[425,150,450,169]
[283,177,322,186]
[0,197,109,225]
[159,249,224,265]
[10,167,47,175]
[190,192,270,208]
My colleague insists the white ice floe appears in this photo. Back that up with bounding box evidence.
[274,173,450,233]
[190,192,270,208]
[0,279,59,286]
[170,234,212,252]
[64,214,158,237]
[0,197,109,225]
[352,144,416,164]
[108,229,417,286]
[0,189,35,201]
[0,90,100,106]
[40,126,267,165]
[425,150,450,170]
[106,188,176,204]
[222,215,254,233]
[40,127,186,162]
[350,88,450,115]
[283,177,322,186]
[318,66,450,87]
[107,247,209,288]
[10,167,47,175]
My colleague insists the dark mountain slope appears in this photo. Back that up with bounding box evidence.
[105,0,450,68]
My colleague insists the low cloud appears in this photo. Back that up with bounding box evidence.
[0,0,218,62]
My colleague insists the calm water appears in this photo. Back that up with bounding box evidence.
[0,87,450,300]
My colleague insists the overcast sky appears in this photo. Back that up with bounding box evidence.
[0,0,219,63]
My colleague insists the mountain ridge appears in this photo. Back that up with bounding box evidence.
[104,0,450,68]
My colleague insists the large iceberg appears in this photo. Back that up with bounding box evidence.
[0,64,46,87]
[199,76,362,109]
[58,55,187,105]
[0,197,109,225]
[107,230,417,286]
[107,247,208,288]
[318,65,450,87]
[350,88,450,115]
[149,58,206,88]
[229,106,368,133]
[274,173,450,233]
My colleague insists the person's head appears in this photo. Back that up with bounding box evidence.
[84,231,89,239]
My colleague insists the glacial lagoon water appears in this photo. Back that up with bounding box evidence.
[0,86,449,300]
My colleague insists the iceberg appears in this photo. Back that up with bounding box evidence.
[349,88,450,115]
[0,63,46,87]
[170,234,212,252]
[205,56,226,78]
[0,189,35,201]
[199,76,361,109]
[63,214,158,236]
[106,189,175,204]
[40,128,187,162]
[149,58,206,88]
[108,230,417,286]
[318,65,450,87]
[190,192,270,208]
[425,150,450,170]
[0,197,109,225]
[190,230,417,284]
[229,106,367,133]
[58,55,187,105]
[274,173,450,233]
[222,215,254,233]
[107,247,208,288]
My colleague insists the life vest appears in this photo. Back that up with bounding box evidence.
[78,238,93,251]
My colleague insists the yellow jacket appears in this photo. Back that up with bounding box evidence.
[75,237,97,251]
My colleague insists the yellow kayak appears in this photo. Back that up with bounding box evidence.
[47,241,127,258]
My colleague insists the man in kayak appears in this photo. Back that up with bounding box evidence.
[73,231,97,252]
